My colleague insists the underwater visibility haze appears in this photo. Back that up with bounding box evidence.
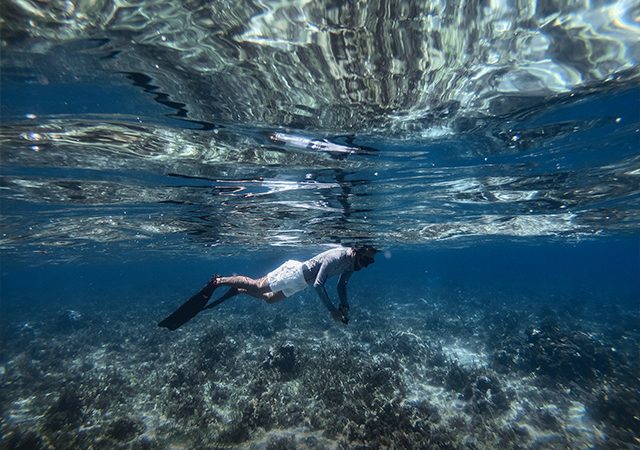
[1,1,639,448]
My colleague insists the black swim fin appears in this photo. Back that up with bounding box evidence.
[202,287,239,311]
[158,277,218,330]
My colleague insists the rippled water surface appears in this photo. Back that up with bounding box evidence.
[2,0,639,262]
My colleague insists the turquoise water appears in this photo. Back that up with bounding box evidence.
[1,1,639,448]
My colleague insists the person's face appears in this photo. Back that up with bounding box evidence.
[357,252,375,269]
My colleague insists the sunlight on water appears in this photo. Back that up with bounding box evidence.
[2,0,639,131]
[1,0,639,262]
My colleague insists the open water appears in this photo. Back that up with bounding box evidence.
[1,1,639,448]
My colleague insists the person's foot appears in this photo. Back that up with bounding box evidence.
[200,274,219,299]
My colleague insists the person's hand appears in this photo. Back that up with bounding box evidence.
[338,304,349,324]
[331,309,349,324]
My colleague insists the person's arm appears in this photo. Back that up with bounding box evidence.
[313,262,347,323]
[337,271,352,313]
[315,283,339,315]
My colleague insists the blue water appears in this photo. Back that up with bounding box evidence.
[1,2,640,448]
[2,240,639,312]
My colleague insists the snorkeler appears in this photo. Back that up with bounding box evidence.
[158,246,378,330]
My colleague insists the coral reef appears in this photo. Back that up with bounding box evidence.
[0,290,638,448]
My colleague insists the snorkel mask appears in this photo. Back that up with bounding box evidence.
[355,246,378,269]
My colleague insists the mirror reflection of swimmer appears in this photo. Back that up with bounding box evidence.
[158,246,378,330]
[267,132,378,155]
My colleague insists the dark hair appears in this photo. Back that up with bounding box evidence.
[353,245,377,270]
[354,245,379,255]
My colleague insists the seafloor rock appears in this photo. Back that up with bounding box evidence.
[42,388,84,432]
[445,362,511,414]
[587,384,640,445]
[49,309,87,334]
[521,317,619,382]
[0,427,49,450]
[252,314,290,338]
[79,366,134,412]
[196,326,239,372]
[264,434,297,450]
[445,360,472,395]
[484,310,524,349]
[262,342,298,378]
[468,374,510,414]
[487,311,624,385]
[106,416,145,441]
[162,366,207,421]
[10,352,44,382]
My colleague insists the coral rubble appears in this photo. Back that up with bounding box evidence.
[0,291,637,448]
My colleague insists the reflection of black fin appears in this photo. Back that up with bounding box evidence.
[158,278,217,330]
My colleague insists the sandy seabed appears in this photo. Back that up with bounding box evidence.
[1,288,638,449]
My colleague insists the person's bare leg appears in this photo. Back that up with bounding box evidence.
[214,287,241,303]
[212,275,286,304]
[264,291,286,303]
[214,275,285,302]
[216,275,270,293]
[215,287,277,302]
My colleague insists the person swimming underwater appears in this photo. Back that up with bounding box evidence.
[158,246,378,330]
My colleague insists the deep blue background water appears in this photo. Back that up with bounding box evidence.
[2,239,638,322]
